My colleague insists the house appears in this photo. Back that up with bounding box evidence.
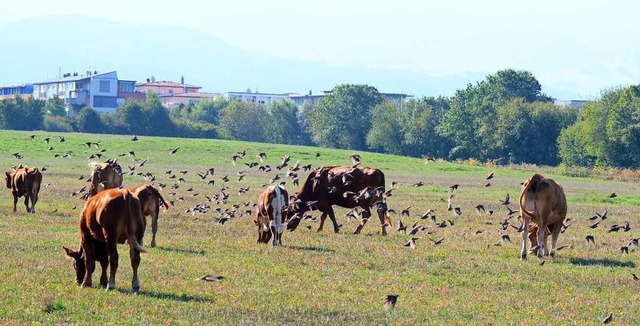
[135,77,201,96]
[0,84,33,100]
[32,71,133,114]
[216,90,291,105]
[553,99,589,110]
[160,92,216,108]
[288,90,412,107]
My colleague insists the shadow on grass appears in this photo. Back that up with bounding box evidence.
[569,257,636,268]
[155,246,206,255]
[117,288,214,303]
[287,245,335,253]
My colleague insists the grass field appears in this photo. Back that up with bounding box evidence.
[0,129,638,325]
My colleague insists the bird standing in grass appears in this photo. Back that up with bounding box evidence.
[383,294,399,312]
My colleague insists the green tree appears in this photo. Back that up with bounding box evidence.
[76,107,104,133]
[219,101,267,142]
[143,93,175,136]
[311,84,382,150]
[264,99,305,145]
[115,100,145,135]
[45,95,67,117]
[366,100,404,155]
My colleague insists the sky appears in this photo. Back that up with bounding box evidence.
[1,0,639,99]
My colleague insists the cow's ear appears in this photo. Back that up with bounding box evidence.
[62,246,78,258]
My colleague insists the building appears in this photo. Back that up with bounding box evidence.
[0,84,33,100]
[553,99,589,110]
[32,71,133,114]
[217,90,291,105]
[289,90,413,107]
[135,78,201,96]
[160,92,216,108]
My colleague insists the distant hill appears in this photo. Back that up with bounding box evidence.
[0,15,580,99]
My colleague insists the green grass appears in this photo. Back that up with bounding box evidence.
[1,129,639,325]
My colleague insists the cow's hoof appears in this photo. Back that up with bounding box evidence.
[150,241,156,248]
[106,283,116,291]
[132,286,140,294]
[520,253,527,260]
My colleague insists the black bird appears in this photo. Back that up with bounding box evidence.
[633,273,639,281]
[608,193,617,198]
[350,154,361,166]
[170,146,180,154]
[396,219,407,233]
[131,135,138,141]
[429,237,445,245]
[197,275,224,282]
[449,184,459,191]
[43,137,50,144]
[315,152,321,157]
[413,181,424,187]
[486,172,494,180]
[586,235,595,246]
[257,152,267,162]
[403,237,419,249]
[383,294,399,312]
[601,312,613,324]
[453,207,462,216]
[58,135,65,142]
[474,204,485,216]
[400,206,411,218]
[29,134,35,139]
[500,193,510,206]
[620,246,629,254]
[501,234,512,243]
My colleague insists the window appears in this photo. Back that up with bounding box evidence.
[168,89,173,95]
[118,82,134,93]
[93,96,117,108]
[99,80,110,93]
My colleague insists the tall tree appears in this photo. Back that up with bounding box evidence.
[264,99,305,145]
[311,84,382,150]
[45,95,67,117]
[219,101,267,142]
[76,107,104,133]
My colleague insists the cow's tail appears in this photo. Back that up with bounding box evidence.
[125,190,147,253]
[149,185,170,210]
[272,186,284,234]
[519,180,538,220]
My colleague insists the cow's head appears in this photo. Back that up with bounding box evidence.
[4,171,13,189]
[62,246,85,285]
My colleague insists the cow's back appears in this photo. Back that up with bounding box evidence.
[80,188,141,244]
[520,174,567,224]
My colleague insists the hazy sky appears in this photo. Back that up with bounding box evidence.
[2,0,639,98]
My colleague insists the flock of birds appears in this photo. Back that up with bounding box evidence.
[8,133,638,320]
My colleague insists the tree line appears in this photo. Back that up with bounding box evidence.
[1,69,639,169]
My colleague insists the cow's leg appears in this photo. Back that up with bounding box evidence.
[353,210,371,235]
[98,250,109,288]
[150,209,159,247]
[549,222,563,259]
[130,245,142,293]
[317,211,328,232]
[106,239,119,290]
[270,222,278,246]
[12,194,18,212]
[81,241,95,288]
[31,188,39,213]
[536,221,547,259]
[326,207,340,233]
[520,216,530,260]
[23,195,30,213]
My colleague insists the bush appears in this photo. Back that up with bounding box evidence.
[43,115,75,132]
[172,119,219,139]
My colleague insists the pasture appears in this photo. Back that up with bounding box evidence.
[1,129,639,324]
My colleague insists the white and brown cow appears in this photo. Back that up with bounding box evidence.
[519,173,567,260]
[254,185,289,246]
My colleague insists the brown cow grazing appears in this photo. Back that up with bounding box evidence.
[289,165,389,235]
[5,166,42,213]
[130,184,170,247]
[63,188,146,293]
[88,159,123,197]
[519,173,567,260]
[254,185,289,246]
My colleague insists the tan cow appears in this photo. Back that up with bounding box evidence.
[88,159,123,197]
[254,185,289,246]
[5,166,42,213]
[519,173,567,259]
[130,184,170,248]
[63,188,146,293]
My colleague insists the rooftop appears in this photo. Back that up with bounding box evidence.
[136,81,201,89]
[33,71,116,85]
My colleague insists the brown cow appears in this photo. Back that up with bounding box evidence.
[130,184,170,248]
[289,165,390,235]
[254,185,289,246]
[5,166,42,213]
[519,173,567,260]
[63,188,146,293]
[88,159,123,197]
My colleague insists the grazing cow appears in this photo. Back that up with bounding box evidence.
[289,165,390,235]
[130,184,170,247]
[5,166,42,213]
[88,159,123,197]
[519,173,567,259]
[254,185,289,246]
[62,188,146,293]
